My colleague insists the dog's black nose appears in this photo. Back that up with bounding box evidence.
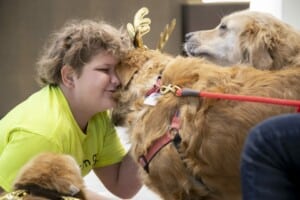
[185,32,193,41]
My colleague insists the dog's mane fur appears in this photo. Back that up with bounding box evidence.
[237,11,300,69]
[112,48,300,200]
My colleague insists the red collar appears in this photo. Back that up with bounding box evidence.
[138,111,181,173]
[145,76,161,97]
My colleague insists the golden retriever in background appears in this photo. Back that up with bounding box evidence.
[1,152,86,200]
[184,10,300,70]
[112,48,300,200]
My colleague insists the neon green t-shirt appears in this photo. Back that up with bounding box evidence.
[0,85,126,191]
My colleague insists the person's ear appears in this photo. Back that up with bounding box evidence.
[61,65,75,88]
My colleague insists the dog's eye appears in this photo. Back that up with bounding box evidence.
[219,23,227,30]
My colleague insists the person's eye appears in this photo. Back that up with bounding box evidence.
[96,68,110,73]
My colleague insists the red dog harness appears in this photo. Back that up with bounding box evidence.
[138,111,181,173]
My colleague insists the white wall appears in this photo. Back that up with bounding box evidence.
[250,0,300,29]
[282,0,300,29]
[250,0,282,19]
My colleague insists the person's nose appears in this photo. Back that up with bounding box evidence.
[111,72,120,87]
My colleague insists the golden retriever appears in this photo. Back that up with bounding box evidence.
[0,152,86,200]
[112,47,300,200]
[184,9,300,70]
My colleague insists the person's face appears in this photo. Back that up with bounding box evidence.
[72,52,120,114]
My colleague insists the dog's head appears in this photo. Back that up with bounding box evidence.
[184,10,300,69]
[12,152,86,200]
[184,10,249,66]
[112,48,172,127]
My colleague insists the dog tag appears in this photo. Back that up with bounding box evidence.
[144,93,161,106]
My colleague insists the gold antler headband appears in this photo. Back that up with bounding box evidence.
[156,19,176,51]
[127,7,151,48]
[127,7,176,50]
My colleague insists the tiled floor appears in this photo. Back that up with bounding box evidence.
[84,127,161,199]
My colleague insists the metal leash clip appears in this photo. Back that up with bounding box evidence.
[160,84,181,95]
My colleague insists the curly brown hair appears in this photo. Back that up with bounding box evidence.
[36,19,130,87]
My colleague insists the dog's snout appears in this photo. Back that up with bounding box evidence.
[185,32,194,41]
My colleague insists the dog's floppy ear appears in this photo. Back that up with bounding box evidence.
[117,48,152,89]
[239,22,276,69]
[116,62,139,89]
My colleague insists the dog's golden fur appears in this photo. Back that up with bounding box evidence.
[112,48,300,200]
[7,152,86,200]
[184,10,300,70]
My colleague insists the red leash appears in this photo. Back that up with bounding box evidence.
[174,88,300,112]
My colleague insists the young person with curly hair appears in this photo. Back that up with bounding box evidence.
[0,19,141,199]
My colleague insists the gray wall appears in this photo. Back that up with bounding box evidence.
[0,0,182,117]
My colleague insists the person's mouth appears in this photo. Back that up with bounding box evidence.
[106,89,116,94]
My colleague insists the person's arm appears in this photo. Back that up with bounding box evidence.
[93,152,142,199]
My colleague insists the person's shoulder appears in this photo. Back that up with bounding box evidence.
[0,86,73,136]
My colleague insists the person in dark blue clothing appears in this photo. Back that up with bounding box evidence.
[241,113,300,200]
